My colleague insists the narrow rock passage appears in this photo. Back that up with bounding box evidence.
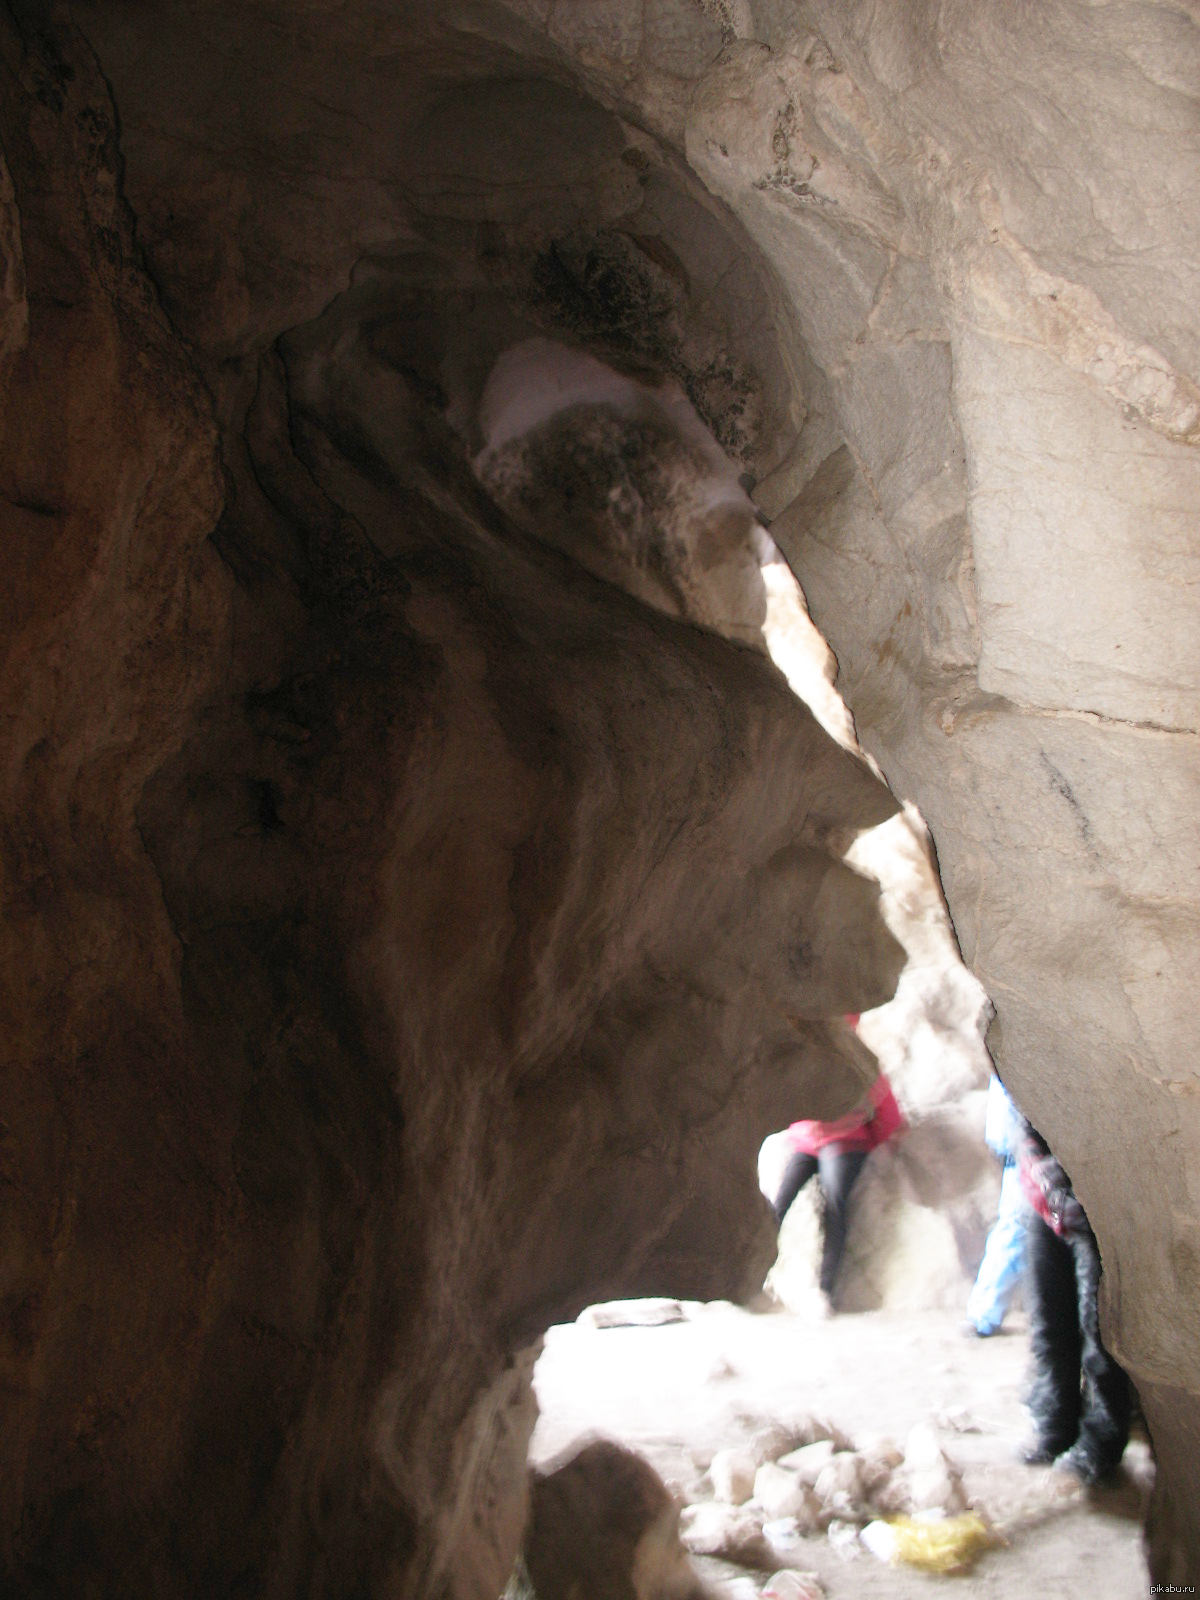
[531,1304,1152,1598]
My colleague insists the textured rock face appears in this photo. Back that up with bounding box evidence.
[758,549,999,1315]
[674,8,1200,1575]
[761,810,999,1317]
[1,1,1198,1593]
[523,1438,709,1600]
[0,7,899,1597]
[480,0,1200,1574]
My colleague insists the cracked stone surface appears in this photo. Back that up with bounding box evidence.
[1,0,1198,1592]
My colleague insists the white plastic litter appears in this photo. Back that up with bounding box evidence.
[860,1520,899,1563]
[826,1518,862,1559]
[762,1515,804,1552]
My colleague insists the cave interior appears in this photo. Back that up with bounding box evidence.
[1,0,1198,1593]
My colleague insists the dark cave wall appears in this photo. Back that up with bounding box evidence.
[1,11,902,1595]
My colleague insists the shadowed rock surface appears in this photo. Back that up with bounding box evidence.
[524,1439,709,1600]
[1,0,1198,1592]
[0,8,898,1596]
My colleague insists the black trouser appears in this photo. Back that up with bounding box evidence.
[772,1145,868,1296]
[1025,1209,1132,1471]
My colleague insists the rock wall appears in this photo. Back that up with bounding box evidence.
[757,564,999,1317]
[761,810,999,1317]
[674,7,1200,1573]
[484,0,1200,1572]
[2,0,1198,1589]
[0,8,900,1596]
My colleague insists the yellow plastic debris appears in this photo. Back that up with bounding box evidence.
[866,1512,997,1574]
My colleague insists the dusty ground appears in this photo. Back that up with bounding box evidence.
[530,1302,1153,1599]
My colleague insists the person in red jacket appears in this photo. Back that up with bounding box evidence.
[772,1059,906,1310]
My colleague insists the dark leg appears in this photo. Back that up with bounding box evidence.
[1025,1210,1083,1457]
[814,1145,868,1295]
[772,1150,818,1226]
[1069,1225,1132,1478]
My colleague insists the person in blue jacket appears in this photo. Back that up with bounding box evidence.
[965,1075,1029,1337]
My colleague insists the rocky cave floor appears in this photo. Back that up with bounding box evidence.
[530,1301,1154,1598]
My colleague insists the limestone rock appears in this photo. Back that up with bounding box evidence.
[580,1300,688,1329]
[474,339,772,648]
[753,1463,822,1527]
[525,1440,709,1600]
[709,1447,758,1506]
[853,1438,904,1502]
[679,1503,771,1568]
[811,1454,868,1522]
[903,1422,951,1473]
[742,1414,845,1470]
[762,1574,825,1600]
[745,1423,804,1468]
[777,1439,836,1484]
[877,1424,969,1517]
[712,1580,761,1600]
[0,13,908,1593]
[905,1466,969,1518]
[869,1475,915,1520]
[762,805,999,1318]
[855,1434,904,1474]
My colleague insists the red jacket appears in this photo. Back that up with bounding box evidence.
[786,1073,905,1156]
